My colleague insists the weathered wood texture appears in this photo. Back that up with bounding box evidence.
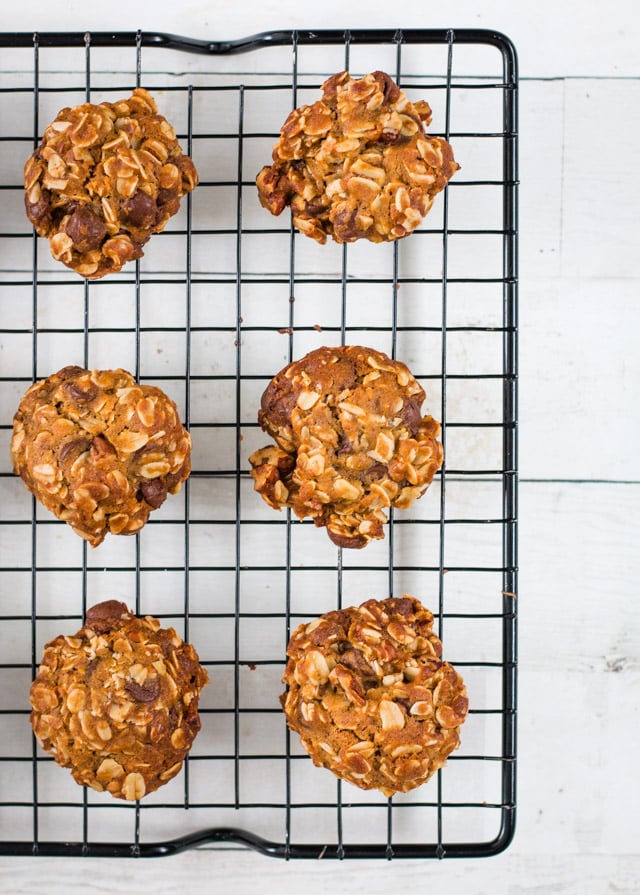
[1,0,639,892]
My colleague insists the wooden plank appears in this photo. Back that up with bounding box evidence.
[1,1,639,889]
[1,851,639,894]
[561,80,640,280]
[519,81,564,280]
[519,78,640,480]
[517,482,640,858]
[4,0,640,77]
[519,483,640,672]
[519,276,640,479]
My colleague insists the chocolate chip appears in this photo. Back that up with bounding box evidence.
[139,479,167,509]
[65,204,107,253]
[84,657,100,682]
[327,528,368,549]
[331,207,360,241]
[58,438,91,463]
[85,600,130,629]
[304,198,328,217]
[259,389,298,433]
[65,380,98,403]
[340,648,377,679]
[157,188,179,212]
[125,676,161,704]
[25,188,51,226]
[391,597,416,618]
[123,192,157,229]
[90,434,116,460]
[398,398,423,437]
[377,71,401,104]
[363,462,388,481]
[336,435,354,456]
[58,365,86,381]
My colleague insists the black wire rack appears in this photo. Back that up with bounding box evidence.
[0,28,518,859]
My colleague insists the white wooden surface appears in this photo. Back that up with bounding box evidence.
[1,0,639,892]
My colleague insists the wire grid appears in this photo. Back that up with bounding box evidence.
[0,29,518,859]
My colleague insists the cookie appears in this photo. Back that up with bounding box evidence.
[249,346,443,548]
[24,87,198,278]
[29,600,209,800]
[11,366,191,546]
[281,596,468,796]
[256,70,458,244]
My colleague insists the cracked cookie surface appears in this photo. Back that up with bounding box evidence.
[24,87,198,278]
[281,596,468,796]
[256,70,458,243]
[11,365,191,546]
[249,345,443,548]
[30,600,209,800]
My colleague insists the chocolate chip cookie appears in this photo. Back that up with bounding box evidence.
[24,87,198,277]
[256,70,458,244]
[281,596,468,796]
[249,346,443,548]
[30,600,209,800]
[11,366,191,546]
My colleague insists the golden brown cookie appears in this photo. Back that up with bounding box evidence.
[11,366,191,546]
[24,87,198,278]
[249,346,443,548]
[281,596,468,796]
[30,601,208,800]
[256,70,458,243]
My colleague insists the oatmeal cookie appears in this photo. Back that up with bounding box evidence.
[256,70,458,243]
[29,600,209,800]
[11,366,191,546]
[249,346,443,548]
[24,87,198,278]
[282,596,468,796]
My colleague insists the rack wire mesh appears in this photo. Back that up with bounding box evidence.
[0,28,518,859]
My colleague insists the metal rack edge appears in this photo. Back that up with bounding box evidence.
[0,26,519,862]
[0,28,518,63]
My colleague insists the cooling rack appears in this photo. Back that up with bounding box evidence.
[0,28,518,859]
